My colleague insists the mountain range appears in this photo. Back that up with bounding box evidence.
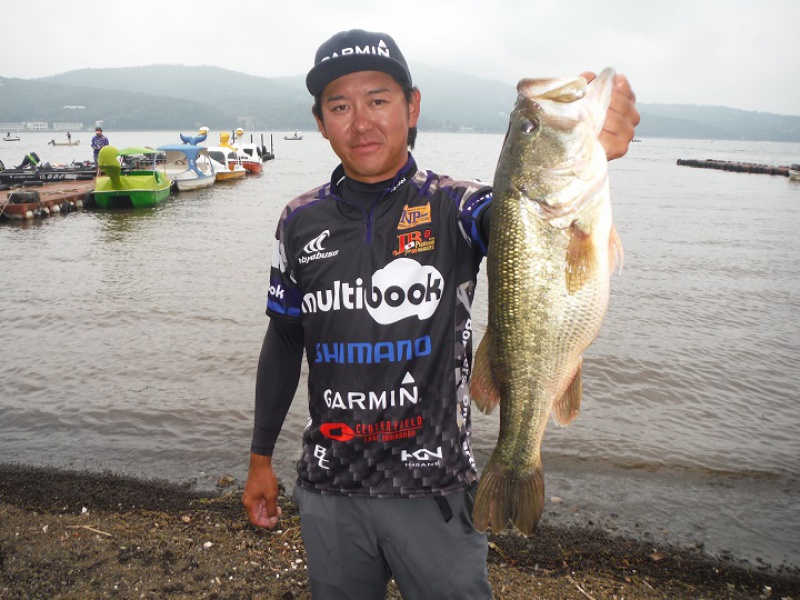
[1,65,799,142]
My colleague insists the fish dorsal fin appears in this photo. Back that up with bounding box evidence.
[552,361,583,426]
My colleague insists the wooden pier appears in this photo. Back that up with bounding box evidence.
[0,181,94,221]
[677,158,792,177]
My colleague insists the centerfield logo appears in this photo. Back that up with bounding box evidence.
[302,258,444,325]
[320,415,424,443]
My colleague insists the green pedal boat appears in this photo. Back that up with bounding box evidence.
[92,146,173,209]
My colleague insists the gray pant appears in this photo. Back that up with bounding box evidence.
[293,485,493,600]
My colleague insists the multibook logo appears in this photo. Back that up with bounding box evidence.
[302,258,444,325]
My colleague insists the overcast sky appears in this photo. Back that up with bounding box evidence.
[2,0,798,116]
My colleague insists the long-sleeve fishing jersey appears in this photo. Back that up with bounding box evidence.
[254,154,492,498]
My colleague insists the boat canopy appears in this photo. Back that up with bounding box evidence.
[118,147,163,156]
[157,144,208,159]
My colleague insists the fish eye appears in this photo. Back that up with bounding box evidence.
[520,119,539,134]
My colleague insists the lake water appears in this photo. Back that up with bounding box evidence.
[2,131,799,571]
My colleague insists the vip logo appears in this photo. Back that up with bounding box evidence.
[397,203,432,230]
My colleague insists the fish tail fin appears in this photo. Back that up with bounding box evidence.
[609,223,624,275]
[552,361,583,426]
[470,331,501,414]
[472,457,545,536]
[565,224,597,293]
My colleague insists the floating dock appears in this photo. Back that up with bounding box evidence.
[677,158,791,177]
[0,181,95,221]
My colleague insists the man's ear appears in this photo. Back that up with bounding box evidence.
[409,89,421,128]
[314,113,329,140]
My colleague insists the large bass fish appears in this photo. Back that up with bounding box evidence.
[470,68,622,535]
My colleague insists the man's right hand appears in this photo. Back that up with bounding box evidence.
[242,452,283,529]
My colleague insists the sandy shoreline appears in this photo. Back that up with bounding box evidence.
[1,463,798,599]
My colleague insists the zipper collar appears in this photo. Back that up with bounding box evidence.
[329,154,417,199]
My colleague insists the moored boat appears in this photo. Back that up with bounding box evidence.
[233,127,275,163]
[0,158,96,186]
[206,146,247,181]
[219,131,261,174]
[283,130,303,141]
[158,143,216,191]
[92,146,172,209]
[790,164,800,181]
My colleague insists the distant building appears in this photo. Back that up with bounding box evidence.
[0,122,25,132]
[25,122,49,131]
[53,122,84,131]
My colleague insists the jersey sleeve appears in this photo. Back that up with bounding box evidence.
[265,206,303,320]
[250,319,304,456]
[459,188,493,256]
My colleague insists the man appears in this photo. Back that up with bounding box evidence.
[91,127,109,165]
[15,151,40,170]
[243,29,639,599]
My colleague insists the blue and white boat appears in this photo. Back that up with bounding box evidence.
[157,143,216,191]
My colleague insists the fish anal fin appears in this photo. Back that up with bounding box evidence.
[470,332,501,415]
[565,224,597,293]
[473,459,545,536]
[552,361,583,426]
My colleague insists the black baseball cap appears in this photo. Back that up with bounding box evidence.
[306,29,412,96]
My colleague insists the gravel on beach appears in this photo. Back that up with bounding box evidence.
[1,464,797,600]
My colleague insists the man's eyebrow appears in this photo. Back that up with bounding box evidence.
[323,87,392,103]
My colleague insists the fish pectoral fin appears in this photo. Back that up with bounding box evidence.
[565,224,597,293]
[552,361,583,426]
[609,223,624,275]
[470,332,501,415]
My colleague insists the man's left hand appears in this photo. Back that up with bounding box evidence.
[582,72,640,160]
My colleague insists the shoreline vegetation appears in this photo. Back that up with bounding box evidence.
[1,463,798,599]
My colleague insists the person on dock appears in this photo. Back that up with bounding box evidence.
[91,127,109,165]
[242,28,640,600]
[15,151,40,170]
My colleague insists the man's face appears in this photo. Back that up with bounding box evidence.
[315,70,420,184]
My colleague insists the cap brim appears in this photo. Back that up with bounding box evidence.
[306,55,411,96]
